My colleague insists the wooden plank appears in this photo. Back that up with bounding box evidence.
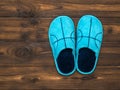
[0,66,119,79]
[0,1,120,18]
[0,17,120,28]
[0,0,120,5]
[0,18,120,28]
[0,32,119,42]
[0,53,119,67]
[0,66,119,90]
[0,41,119,66]
[0,3,120,11]
[0,25,120,36]
[0,10,120,18]
[0,22,120,42]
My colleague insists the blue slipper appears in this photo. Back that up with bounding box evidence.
[48,16,76,76]
[76,15,103,74]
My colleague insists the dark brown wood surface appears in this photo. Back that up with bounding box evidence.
[0,0,120,90]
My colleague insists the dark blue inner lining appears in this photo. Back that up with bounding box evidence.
[78,48,96,72]
[57,48,74,74]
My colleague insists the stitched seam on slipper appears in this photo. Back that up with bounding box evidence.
[77,28,102,49]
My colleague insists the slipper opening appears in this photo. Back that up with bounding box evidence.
[78,48,96,73]
[57,48,74,74]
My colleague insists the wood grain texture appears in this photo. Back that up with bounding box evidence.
[0,0,120,90]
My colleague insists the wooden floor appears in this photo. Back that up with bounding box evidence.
[0,0,120,90]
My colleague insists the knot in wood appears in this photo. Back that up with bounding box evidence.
[14,46,33,58]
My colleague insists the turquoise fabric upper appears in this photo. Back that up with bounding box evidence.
[76,15,103,74]
[48,16,76,76]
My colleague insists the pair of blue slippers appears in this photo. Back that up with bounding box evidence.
[48,15,103,76]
